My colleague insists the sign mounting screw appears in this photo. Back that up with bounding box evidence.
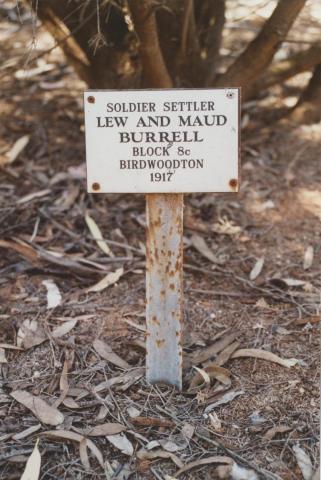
[226,91,235,99]
[92,182,100,191]
[87,95,95,104]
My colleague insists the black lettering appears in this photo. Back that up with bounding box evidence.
[217,115,227,126]
[97,116,104,127]
[114,116,128,127]
[119,132,130,143]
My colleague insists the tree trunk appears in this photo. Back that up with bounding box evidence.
[155,0,203,86]
[155,0,225,87]
[197,0,226,85]
[290,63,321,123]
[127,0,172,88]
[214,0,306,98]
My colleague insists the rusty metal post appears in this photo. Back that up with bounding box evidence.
[146,193,184,390]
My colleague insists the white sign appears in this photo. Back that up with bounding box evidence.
[84,89,240,193]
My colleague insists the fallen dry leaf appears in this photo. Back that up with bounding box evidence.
[190,234,223,264]
[209,412,222,431]
[92,368,144,395]
[79,438,90,471]
[137,448,184,468]
[216,462,259,480]
[264,425,292,440]
[51,319,78,338]
[62,397,80,409]
[283,278,308,287]
[175,455,232,476]
[146,440,160,450]
[106,433,133,456]
[42,280,62,309]
[189,365,230,390]
[54,184,80,211]
[127,406,141,418]
[303,246,314,270]
[209,341,240,367]
[0,239,39,265]
[54,359,69,408]
[0,348,7,364]
[231,463,258,480]
[231,348,299,368]
[17,189,51,205]
[202,364,230,384]
[85,213,114,257]
[87,423,126,436]
[186,332,238,368]
[0,343,23,350]
[15,63,54,79]
[181,423,195,440]
[85,438,104,467]
[4,135,30,165]
[93,339,130,369]
[12,424,41,441]
[17,320,47,350]
[87,267,124,293]
[212,218,241,235]
[249,257,264,281]
[205,390,245,413]
[11,390,64,426]
[292,445,313,480]
[96,405,109,421]
[160,438,187,453]
[191,366,211,387]
[130,416,174,428]
[255,297,270,309]
[41,430,103,467]
[20,439,41,480]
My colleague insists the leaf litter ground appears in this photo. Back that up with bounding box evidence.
[0,4,320,480]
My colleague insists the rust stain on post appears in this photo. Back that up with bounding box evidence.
[146,193,183,390]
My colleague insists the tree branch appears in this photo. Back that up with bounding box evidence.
[214,0,307,97]
[249,43,321,97]
[127,0,173,88]
[31,4,93,86]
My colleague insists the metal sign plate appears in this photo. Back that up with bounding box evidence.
[84,88,240,193]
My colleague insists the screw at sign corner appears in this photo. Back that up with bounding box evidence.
[226,91,235,99]
[87,95,95,103]
[92,182,100,191]
[229,178,238,189]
